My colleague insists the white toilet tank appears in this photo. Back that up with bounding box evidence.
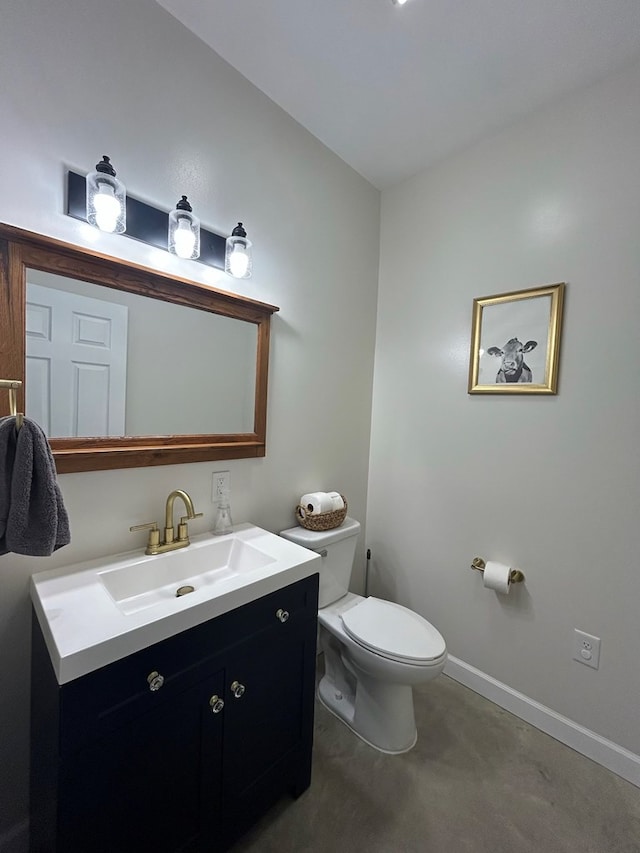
[280,517,360,608]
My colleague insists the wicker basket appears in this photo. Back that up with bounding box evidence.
[295,495,347,531]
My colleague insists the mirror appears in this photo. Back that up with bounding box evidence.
[26,270,257,437]
[0,223,278,473]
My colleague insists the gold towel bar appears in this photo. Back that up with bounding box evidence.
[471,556,525,584]
[0,379,24,430]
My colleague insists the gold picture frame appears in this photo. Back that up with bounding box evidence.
[468,283,565,394]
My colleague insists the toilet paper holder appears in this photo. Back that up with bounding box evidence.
[471,557,525,584]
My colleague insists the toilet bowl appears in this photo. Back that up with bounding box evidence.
[280,518,447,753]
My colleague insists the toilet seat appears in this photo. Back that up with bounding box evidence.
[340,597,446,665]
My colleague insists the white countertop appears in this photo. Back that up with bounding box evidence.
[30,523,320,685]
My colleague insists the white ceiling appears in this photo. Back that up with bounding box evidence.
[157,0,640,189]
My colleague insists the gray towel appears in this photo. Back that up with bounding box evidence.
[0,416,17,555]
[0,416,71,557]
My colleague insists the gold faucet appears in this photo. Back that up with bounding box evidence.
[130,489,203,555]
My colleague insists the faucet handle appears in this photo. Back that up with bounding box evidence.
[177,513,203,542]
[130,520,159,532]
[130,521,160,549]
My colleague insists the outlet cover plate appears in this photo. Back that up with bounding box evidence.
[212,471,230,503]
[573,629,601,670]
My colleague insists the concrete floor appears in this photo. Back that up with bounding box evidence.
[232,673,640,853]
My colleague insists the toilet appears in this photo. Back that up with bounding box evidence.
[280,517,447,754]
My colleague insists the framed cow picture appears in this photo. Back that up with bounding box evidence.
[468,283,565,394]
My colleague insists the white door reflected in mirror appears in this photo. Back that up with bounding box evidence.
[26,282,128,437]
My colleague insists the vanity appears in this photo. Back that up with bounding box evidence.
[29,526,320,853]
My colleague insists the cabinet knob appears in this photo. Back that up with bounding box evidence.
[276,608,290,623]
[230,680,246,699]
[147,671,165,692]
[209,695,225,714]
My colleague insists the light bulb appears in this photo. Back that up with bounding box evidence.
[228,243,249,278]
[168,196,200,259]
[225,223,252,278]
[93,183,121,233]
[173,216,196,259]
[86,156,126,233]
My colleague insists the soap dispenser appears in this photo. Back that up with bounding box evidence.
[213,492,233,536]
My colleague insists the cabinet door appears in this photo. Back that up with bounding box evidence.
[58,672,224,853]
[220,620,316,838]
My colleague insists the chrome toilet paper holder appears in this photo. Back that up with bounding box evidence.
[471,557,525,584]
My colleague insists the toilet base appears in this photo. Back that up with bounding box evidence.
[317,673,418,755]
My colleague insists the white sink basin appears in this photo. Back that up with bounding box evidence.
[99,537,277,615]
[30,524,320,684]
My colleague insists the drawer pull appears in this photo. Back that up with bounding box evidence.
[147,671,165,692]
[209,695,225,714]
[230,680,246,699]
[276,608,290,623]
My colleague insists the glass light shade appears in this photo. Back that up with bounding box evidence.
[168,197,200,260]
[86,156,126,233]
[225,223,253,279]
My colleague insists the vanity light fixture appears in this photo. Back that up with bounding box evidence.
[67,168,246,273]
[85,155,126,234]
[225,222,253,279]
[391,0,409,5]
[168,196,200,260]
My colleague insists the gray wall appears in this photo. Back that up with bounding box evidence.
[369,60,640,757]
[0,0,380,844]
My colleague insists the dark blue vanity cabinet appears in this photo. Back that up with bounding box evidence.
[30,574,319,853]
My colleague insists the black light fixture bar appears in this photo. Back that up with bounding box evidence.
[66,171,226,269]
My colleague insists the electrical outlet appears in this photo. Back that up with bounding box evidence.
[212,471,230,503]
[573,629,601,670]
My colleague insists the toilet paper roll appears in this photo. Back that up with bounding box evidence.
[482,561,512,595]
[300,492,333,515]
[325,491,345,511]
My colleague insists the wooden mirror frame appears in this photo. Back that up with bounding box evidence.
[0,223,279,473]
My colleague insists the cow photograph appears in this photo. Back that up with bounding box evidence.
[487,338,538,383]
[468,283,565,395]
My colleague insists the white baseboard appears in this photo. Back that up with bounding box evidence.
[0,818,28,853]
[444,655,640,789]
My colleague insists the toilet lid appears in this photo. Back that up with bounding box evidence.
[341,597,446,663]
